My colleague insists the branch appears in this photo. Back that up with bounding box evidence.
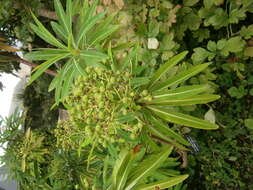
[150,134,188,168]
[0,52,57,76]
[13,3,57,20]
[17,58,57,76]
[38,8,57,20]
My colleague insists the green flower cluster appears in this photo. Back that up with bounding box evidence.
[56,67,153,148]
[54,120,84,150]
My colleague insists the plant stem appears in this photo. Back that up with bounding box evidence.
[17,58,57,76]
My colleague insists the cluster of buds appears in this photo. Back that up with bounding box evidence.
[54,120,83,150]
[56,67,153,148]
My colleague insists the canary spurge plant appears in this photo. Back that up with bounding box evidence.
[25,0,118,105]
[55,50,220,151]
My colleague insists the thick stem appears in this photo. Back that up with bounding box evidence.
[17,58,57,76]
[13,3,57,20]
[38,8,57,20]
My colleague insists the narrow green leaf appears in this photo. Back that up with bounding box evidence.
[147,124,189,150]
[80,50,108,69]
[85,0,98,21]
[48,70,60,92]
[141,130,160,152]
[148,51,188,89]
[51,22,68,43]
[151,63,210,91]
[89,25,119,47]
[30,13,66,49]
[24,49,69,61]
[115,113,136,123]
[80,50,108,59]
[149,94,221,106]
[77,12,106,46]
[112,42,136,51]
[57,59,74,99]
[147,114,190,146]
[112,150,131,189]
[117,155,135,190]
[54,0,70,34]
[125,147,173,190]
[61,64,78,99]
[130,77,150,88]
[66,0,73,33]
[152,85,209,99]
[28,53,70,85]
[108,41,117,71]
[147,106,219,130]
[134,175,189,190]
[73,58,87,75]
[87,13,119,45]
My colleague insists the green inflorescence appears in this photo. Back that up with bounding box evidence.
[55,66,153,148]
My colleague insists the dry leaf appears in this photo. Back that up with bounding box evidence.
[96,5,104,14]
[0,42,20,52]
[102,0,112,6]
[113,0,124,9]
[0,37,6,41]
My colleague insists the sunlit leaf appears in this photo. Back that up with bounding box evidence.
[54,0,71,35]
[28,53,70,85]
[24,49,69,61]
[149,94,220,106]
[133,174,189,190]
[148,51,188,89]
[147,106,219,130]
[151,63,210,91]
[147,114,190,146]
[125,147,173,190]
[77,12,106,46]
[152,85,209,99]
[30,13,66,49]
[51,21,68,43]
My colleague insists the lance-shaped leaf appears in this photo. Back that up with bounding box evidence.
[89,25,119,47]
[77,12,106,46]
[111,150,135,190]
[66,0,73,33]
[80,50,108,69]
[152,85,209,99]
[115,113,136,123]
[48,70,61,92]
[86,11,119,47]
[30,13,66,49]
[147,106,219,130]
[51,22,68,43]
[147,114,190,146]
[147,124,189,150]
[24,49,69,61]
[130,77,150,88]
[80,50,108,60]
[28,53,70,85]
[54,0,71,35]
[148,51,188,89]
[151,63,210,91]
[61,64,79,100]
[73,58,87,75]
[133,175,189,190]
[125,147,173,190]
[149,94,221,106]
